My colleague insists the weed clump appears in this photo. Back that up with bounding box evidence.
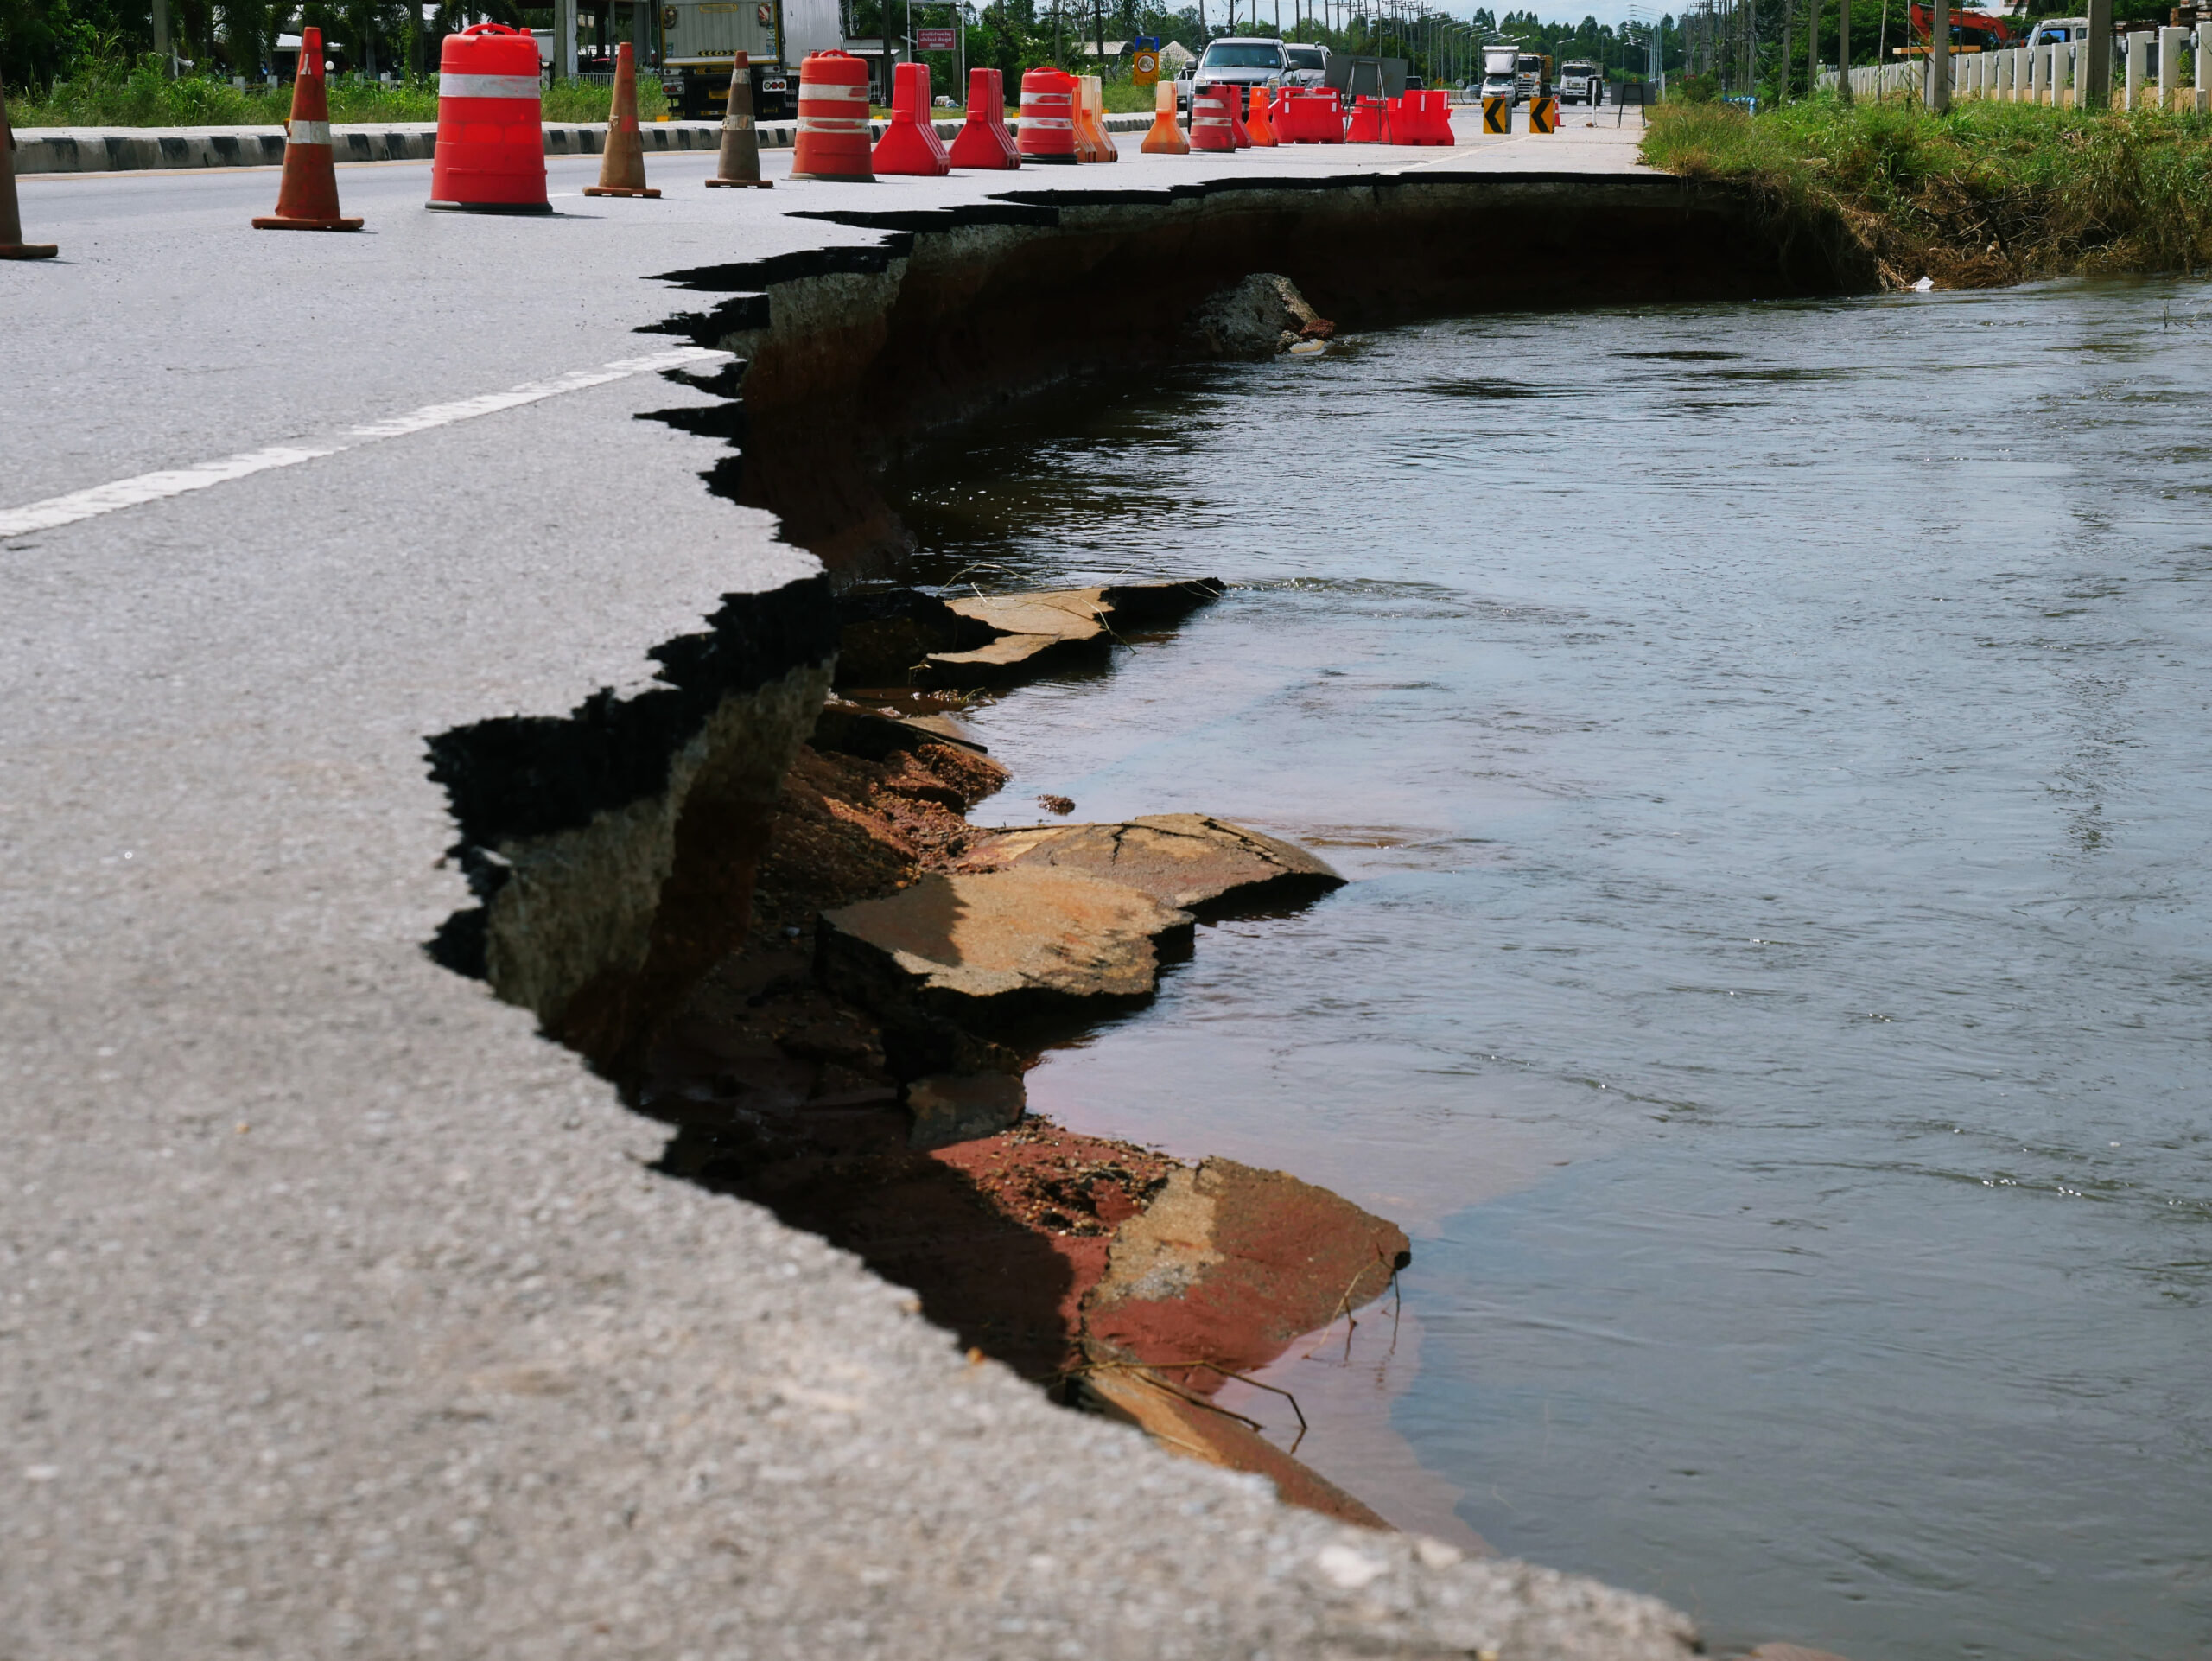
[1642,94,2212,286]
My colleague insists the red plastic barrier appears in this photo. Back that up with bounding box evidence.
[949,67,1020,169]
[873,60,950,174]
[1277,89,1344,143]
[1345,94,1390,143]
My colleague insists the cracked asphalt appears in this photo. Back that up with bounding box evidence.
[0,129,1689,1660]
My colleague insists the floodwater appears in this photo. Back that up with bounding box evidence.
[878,277,2212,1660]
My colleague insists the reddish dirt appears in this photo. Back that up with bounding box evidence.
[644,712,1406,1525]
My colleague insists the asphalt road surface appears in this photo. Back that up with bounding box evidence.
[2,131,1684,1661]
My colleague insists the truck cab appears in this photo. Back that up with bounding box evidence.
[1558,58,1603,103]
[658,0,842,120]
[1515,52,1550,101]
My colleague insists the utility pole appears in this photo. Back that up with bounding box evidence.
[1835,0,1851,103]
[1926,0,1948,107]
[153,0,172,67]
[2083,0,2112,106]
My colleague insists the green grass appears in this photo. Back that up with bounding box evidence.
[10,54,665,126]
[1640,94,2212,283]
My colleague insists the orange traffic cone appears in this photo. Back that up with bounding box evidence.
[1140,78,1187,155]
[2,77,56,258]
[1245,85,1277,144]
[251,29,363,231]
[585,42,660,197]
[705,49,772,186]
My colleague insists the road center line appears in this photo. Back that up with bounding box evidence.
[0,346,728,540]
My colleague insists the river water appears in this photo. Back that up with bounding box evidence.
[880,277,2212,1660]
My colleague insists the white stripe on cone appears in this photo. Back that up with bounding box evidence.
[287,119,333,145]
[437,73,544,99]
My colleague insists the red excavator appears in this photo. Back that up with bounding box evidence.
[1905,0,2031,48]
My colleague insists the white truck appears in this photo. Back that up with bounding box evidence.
[657,0,843,121]
[1478,41,1519,103]
[1515,51,1551,101]
[1558,58,1604,103]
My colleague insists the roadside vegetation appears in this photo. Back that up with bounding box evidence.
[8,48,662,124]
[1642,94,2212,286]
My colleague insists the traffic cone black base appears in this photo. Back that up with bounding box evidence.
[582,186,661,198]
[703,178,774,188]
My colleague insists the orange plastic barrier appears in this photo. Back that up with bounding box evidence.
[1017,67,1078,163]
[872,60,950,174]
[1140,79,1188,154]
[252,28,363,229]
[790,50,875,181]
[948,67,1020,168]
[1245,85,1277,145]
[1189,84,1236,150]
[1229,87,1252,146]
[1085,77,1119,161]
[427,23,548,212]
[584,42,661,196]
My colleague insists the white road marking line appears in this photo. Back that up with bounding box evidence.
[0,346,728,540]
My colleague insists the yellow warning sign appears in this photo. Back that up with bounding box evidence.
[1132,48,1160,84]
[1529,94,1558,132]
[1482,94,1510,133]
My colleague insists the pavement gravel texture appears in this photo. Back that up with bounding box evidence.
[1,128,1696,1659]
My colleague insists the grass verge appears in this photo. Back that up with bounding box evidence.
[10,55,665,126]
[1640,94,2212,287]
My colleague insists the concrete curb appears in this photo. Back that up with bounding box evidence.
[15,111,1156,174]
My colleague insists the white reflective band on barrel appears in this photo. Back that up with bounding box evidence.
[287,119,332,144]
[437,73,543,99]
[796,118,868,133]
[1023,116,1073,128]
[800,82,868,99]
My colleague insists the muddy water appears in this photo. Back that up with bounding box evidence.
[880,277,2212,1660]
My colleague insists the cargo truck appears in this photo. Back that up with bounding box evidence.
[1478,41,1518,102]
[657,0,844,121]
[1515,51,1551,101]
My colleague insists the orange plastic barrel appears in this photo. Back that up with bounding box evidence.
[790,50,875,181]
[1016,67,1077,163]
[1188,84,1235,151]
[427,23,550,213]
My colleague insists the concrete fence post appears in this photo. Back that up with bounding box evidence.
[2158,24,2184,107]
[2125,30,2146,108]
[2199,20,2212,110]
